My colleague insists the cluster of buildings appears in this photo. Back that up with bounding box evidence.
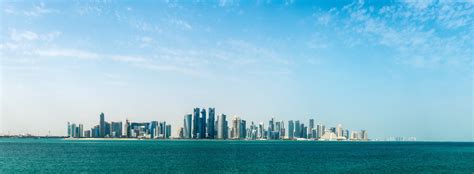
[67,113,171,139]
[176,107,369,141]
[67,108,369,141]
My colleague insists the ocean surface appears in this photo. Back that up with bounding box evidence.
[0,139,473,173]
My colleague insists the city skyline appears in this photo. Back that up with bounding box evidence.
[1,1,473,141]
[66,108,369,141]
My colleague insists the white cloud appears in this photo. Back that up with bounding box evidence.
[111,55,148,63]
[35,49,99,59]
[11,31,39,42]
[171,19,192,30]
[311,1,473,68]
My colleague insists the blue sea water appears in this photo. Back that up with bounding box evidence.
[0,139,473,173]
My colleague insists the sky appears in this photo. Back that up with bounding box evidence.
[0,0,472,141]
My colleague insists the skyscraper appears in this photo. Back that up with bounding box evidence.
[309,119,314,138]
[165,125,171,139]
[125,119,131,138]
[111,121,122,138]
[184,114,192,139]
[240,119,246,139]
[192,108,200,139]
[208,108,215,139]
[336,124,343,138]
[231,116,240,139]
[217,114,227,139]
[200,108,206,138]
[288,120,294,139]
[316,124,323,139]
[99,112,105,138]
[361,130,368,140]
[294,120,300,138]
[258,122,264,139]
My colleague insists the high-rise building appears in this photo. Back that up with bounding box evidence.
[184,114,192,139]
[309,119,314,138]
[104,122,111,138]
[336,124,343,138]
[361,130,368,140]
[279,121,285,139]
[200,108,206,138]
[217,114,227,139]
[258,122,264,139]
[192,108,200,139]
[165,125,171,139]
[231,116,240,139]
[178,127,184,138]
[269,117,274,132]
[301,124,307,138]
[79,124,84,138]
[208,108,215,139]
[150,121,158,139]
[111,121,122,138]
[67,122,71,137]
[350,130,359,140]
[294,120,300,138]
[240,119,246,139]
[316,124,323,139]
[125,119,131,138]
[84,130,91,138]
[99,112,105,138]
[288,120,294,139]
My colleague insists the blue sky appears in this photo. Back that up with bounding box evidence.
[1,0,472,141]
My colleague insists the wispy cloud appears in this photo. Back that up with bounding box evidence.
[35,49,99,59]
[311,0,473,68]
[3,2,58,17]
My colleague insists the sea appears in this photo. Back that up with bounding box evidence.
[0,138,473,173]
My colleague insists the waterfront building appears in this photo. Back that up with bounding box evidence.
[217,114,227,139]
[178,127,184,138]
[208,108,215,139]
[350,130,359,140]
[288,120,294,139]
[240,119,246,139]
[361,130,368,140]
[165,125,171,138]
[269,117,274,132]
[231,116,241,139]
[258,122,264,139]
[184,114,192,139]
[336,124,343,138]
[91,125,99,138]
[111,121,122,138]
[67,122,71,137]
[279,121,285,139]
[294,120,300,138]
[309,119,314,138]
[105,122,111,137]
[316,124,323,139]
[301,124,307,138]
[192,108,200,139]
[125,119,131,138]
[150,121,158,138]
[84,130,91,138]
[200,108,206,138]
[99,112,105,138]
[79,124,84,138]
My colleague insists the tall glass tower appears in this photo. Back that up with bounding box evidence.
[184,114,192,139]
[200,108,206,138]
[99,112,105,138]
[217,114,227,139]
[208,108,215,139]
[192,108,200,139]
